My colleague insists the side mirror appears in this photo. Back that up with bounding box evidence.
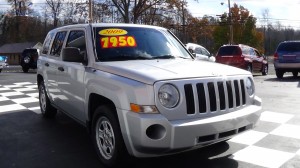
[62,47,84,63]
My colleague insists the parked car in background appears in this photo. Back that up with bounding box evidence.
[0,56,8,73]
[20,48,39,73]
[216,44,268,75]
[186,43,215,62]
[274,41,300,78]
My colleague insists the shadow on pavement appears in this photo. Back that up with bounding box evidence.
[0,109,239,168]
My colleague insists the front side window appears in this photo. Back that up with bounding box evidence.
[94,27,191,61]
[66,30,86,59]
[50,31,67,57]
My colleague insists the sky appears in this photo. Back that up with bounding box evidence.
[0,0,300,29]
[187,0,300,29]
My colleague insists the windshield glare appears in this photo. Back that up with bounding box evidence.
[94,27,191,61]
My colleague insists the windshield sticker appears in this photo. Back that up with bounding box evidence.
[99,29,128,36]
[101,36,137,48]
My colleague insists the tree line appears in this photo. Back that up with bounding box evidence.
[1,0,300,55]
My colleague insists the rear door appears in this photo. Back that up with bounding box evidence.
[277,42,300,63]
[42,31,67,103]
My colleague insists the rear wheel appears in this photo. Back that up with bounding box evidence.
[292,71,298,77]
[276,70,284,79]
[92,105,128,167]
[22,66,29,73]
[262,64,268,76]
[39,81,57,118]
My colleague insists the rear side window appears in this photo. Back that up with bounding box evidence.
[50,31,67,57]
[42,32,55,54]
[277,42,300,52]
[217,46,241,56]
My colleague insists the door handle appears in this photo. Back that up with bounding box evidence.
[58,67,64,72]
[45,63,49,67]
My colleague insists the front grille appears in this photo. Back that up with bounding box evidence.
[185,79,246,115]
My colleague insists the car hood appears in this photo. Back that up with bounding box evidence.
[93,59,250,85]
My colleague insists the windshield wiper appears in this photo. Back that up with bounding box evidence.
[106,55,152,61]
[154,54,191,59]
[154,54,176,59]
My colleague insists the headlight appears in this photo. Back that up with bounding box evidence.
[158,84,179,108]
[24,56,30,63]
[246,77,254,96]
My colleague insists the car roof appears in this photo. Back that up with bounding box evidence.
[186,43,206,50]
[50,23,166,32]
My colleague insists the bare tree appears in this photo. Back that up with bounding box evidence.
[106,0,164,23]
[45,0,64,27]
[6,0,34,16]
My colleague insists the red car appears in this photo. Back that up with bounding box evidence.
[216,44,268,75]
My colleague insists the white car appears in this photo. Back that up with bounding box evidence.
[37,23,262,167]
[186,43,215,62]
[0,56,7,73]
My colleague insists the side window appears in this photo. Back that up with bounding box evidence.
[254,50,261,57]
[42,32,55,54]
[195,47,202,54]
[50,31,67,57]
[66,30,86,57]
[201,48,210,56]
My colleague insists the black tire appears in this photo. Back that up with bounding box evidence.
[276,70,284,79]
[262,64,268,76]
[0,69,2,73]
[92,105,128,167]
[22,67,29,73]
[39,81,57,118]
[246,64,252,73]
[292,71,298,77]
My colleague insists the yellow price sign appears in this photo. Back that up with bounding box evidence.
[101,36,137,48]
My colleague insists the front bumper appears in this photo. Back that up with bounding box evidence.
[121,97,262,157]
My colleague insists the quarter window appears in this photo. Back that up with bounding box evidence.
[50,31,67,57]
[42,32,55,54]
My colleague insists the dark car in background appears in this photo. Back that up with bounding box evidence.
[216,44,268,75]
[274,41,300,78]
[20,48,39,73]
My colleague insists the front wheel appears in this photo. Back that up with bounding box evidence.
[92,106,128,167]
[39,81,57,118]
[262,64,268,76]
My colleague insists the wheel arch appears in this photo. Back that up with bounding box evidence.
[87,93,118,132]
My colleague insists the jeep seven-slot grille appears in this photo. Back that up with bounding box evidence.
[185,79,246,115]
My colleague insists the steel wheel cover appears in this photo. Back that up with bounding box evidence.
[96,116,115,160]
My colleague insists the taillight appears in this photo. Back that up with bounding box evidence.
[274,52,278,60]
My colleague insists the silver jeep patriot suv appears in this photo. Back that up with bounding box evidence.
[37,23,262,167]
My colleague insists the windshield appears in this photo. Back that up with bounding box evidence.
[94,26,191,61]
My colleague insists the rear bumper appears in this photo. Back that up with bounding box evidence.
[274,60,300,71]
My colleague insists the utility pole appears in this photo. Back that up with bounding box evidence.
[182,0,186,44]
[228,0,233,44]
[88,0,93,23]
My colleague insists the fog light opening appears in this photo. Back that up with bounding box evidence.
[146,124,166,140]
